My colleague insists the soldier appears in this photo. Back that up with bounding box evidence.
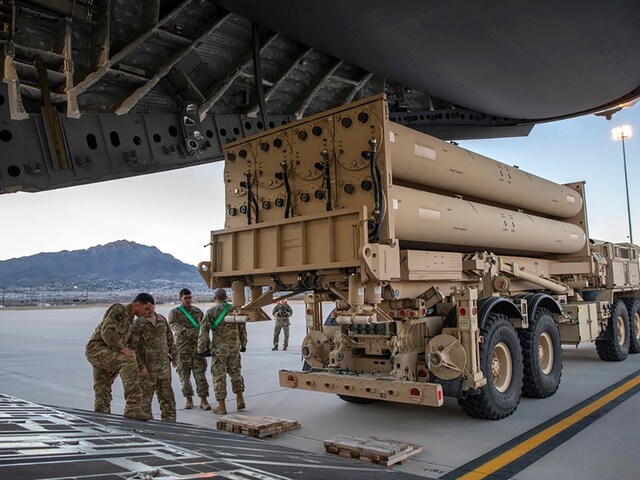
[168,288,211,410]
[272,298,292,351]
[131,304,178,422]
[198,288,247,414]
[85,293,154,420]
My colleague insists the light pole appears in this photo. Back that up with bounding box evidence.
[612,125,633,244]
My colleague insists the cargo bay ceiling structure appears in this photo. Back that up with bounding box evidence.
[0,0,639,194]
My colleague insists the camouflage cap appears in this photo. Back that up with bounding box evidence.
[214,288,228,300]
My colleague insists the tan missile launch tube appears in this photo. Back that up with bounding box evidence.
[391,185,586,255]
[386,122,583,219]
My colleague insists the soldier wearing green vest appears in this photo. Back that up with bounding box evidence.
[168,288,211,410]
[198,288,247,414]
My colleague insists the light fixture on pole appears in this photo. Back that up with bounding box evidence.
[612,125,633,243]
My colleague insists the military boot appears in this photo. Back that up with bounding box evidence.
[199,396,211,410]
[212,400,227,414]
[283,344,288,351]
[272,345,278,351]
[236,392,246,410]
[124,408,150,421]
[184,396,194,409]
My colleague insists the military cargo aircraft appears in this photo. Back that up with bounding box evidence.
[1,0,638,194]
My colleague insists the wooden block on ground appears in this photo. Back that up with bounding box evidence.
[323,435,423,467]
[216,414,300,438]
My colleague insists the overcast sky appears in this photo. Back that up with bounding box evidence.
[0,105,638,266]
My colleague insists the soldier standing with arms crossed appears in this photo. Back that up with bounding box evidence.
[198,288,247,414]
[272,298,292,351]
[85,292,154,420]
[131,304,179,422]
[168,288,211,410]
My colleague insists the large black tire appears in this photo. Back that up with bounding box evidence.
[338,395,377,404]
[458,313,523,420]
[518,308,562,398]
[596,299,630,362]
[622,298,640,354]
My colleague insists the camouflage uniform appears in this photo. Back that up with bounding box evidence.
[85,303,143,416]
[272,303,292,349]
[130,313,178,422]
[198,302,247,401]
[168,305,209,398]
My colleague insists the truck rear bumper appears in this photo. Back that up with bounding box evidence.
[279,370,444,407]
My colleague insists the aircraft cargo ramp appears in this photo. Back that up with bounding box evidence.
[0,394,423,480]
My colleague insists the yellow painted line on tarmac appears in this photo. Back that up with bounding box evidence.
[457,374,640,480]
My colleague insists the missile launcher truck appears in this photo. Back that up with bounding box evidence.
[198,94,640,419]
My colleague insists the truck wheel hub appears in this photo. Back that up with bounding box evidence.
[491,342,512,393]
[538,332,554,375]
[616,315,626,345]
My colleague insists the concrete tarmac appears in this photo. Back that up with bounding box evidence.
[0,303,638,479]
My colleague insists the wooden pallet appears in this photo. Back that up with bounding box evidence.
[323,435,423,466]
[216,414,300,438]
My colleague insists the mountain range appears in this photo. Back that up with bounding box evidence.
[0,240,202,287]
